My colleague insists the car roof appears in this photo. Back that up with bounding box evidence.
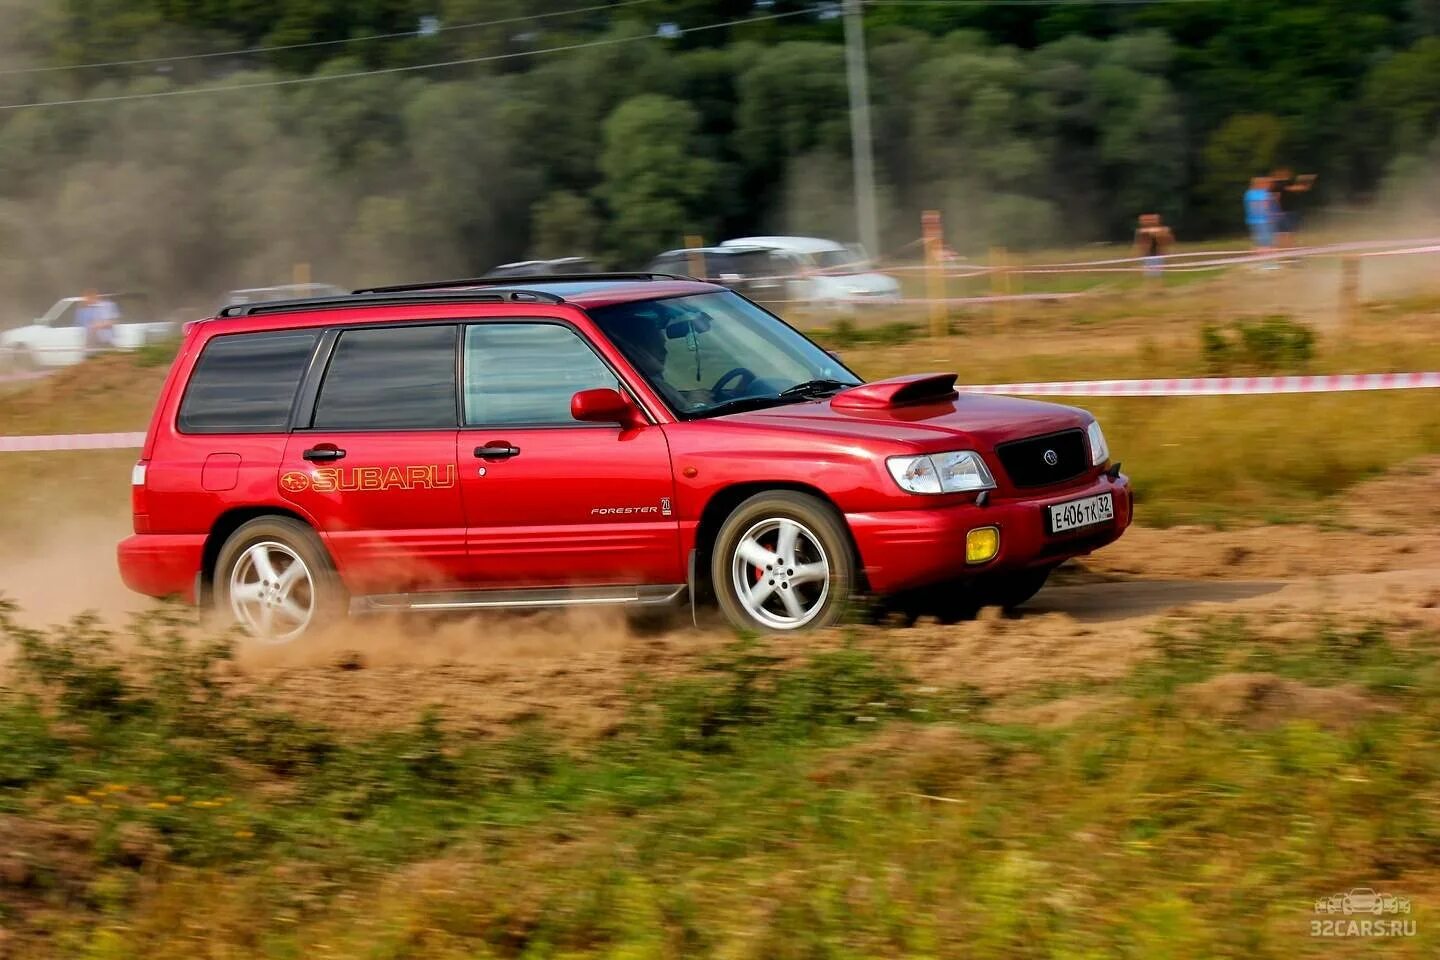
[721,236,848,253]
[228,284,345,295]
[212,275,722,320]
[488,256,594,269]
[471,277,716,307]
[653,246,771,257]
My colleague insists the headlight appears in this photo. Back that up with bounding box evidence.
[1086,420,1109,466]
[887,450,995,494]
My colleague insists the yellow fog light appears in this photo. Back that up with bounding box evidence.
[965,526,1000,564]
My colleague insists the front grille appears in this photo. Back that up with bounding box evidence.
[995,428,1087,488]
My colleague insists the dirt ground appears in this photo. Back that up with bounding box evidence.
[4,457,1435,740]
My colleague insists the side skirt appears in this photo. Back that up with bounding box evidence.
[350,583,686,614]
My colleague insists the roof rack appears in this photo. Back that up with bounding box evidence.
[217,288,565,318]
[352,273,685,295]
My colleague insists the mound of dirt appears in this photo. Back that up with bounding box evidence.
[1085,458,1440,581]
[1181,672,1388,730]
[227,611,736,739]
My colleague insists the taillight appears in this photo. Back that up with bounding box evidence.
[131,460,150,533]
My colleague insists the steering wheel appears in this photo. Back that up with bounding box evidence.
[711,366,758,397]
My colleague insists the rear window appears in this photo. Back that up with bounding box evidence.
[178,330,319,433]
[311,325,458,430]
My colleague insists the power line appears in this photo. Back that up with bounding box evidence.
[865,0,1221,6]
[0,0,657,77]
[0,8,815,111]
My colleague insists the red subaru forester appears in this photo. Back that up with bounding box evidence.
[118,275,1131,642]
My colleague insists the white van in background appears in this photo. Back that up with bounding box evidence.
[719,236,901,305]
[1,293,177,370]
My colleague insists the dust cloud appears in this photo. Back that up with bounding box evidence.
[0,514,146,626]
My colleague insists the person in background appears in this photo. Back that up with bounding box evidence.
[1244,176,1276,258]
[1268,166,1317,251]
[1134,213,1174,281]
[76,290,119,351]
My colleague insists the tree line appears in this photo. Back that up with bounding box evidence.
[0,0,1436,307]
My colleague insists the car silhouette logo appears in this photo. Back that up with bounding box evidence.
[1343,888,1382,915]
[1043,449,1059,467]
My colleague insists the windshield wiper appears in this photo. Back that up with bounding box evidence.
[776,378,852,400]
[692,395,792,419]
[693,379,855,420]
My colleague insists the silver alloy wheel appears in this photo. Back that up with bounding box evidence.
[228,540,315,643]
[730,516,831,630]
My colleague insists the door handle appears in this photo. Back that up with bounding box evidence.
[303,445,346,463]
[474,442,521,461]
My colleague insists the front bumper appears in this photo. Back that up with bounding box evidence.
[117,534,206,603]
[847,473,1133,594]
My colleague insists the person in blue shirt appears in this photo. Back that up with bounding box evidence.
[1244,176,1275,253]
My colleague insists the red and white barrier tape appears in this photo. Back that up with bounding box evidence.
[767,292,1086,306]
[0,431,147,452]
[957,371,1440,397]
[3,373,1437,452]
[716,235,1440,283]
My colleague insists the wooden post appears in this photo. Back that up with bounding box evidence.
[292,261,311,298]
[990,246,1011,325]
[1339,255,1360,328]
[684,234,705,280]
[921,210,947,337]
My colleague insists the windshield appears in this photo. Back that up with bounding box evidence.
[588,292,861,419]
[812,249,864,272]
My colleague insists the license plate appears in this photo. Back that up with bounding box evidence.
[1048,493,1114,533]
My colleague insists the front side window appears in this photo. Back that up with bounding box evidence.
[311,325,457,430]
[178,330,319,433]
[587,292,860,419]
[463,323,619,426]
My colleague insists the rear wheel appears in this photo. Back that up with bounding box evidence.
[711,491,855,633]
[214,517,345,643]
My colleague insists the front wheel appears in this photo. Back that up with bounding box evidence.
[711,491,855,633]
[213,517,345,643]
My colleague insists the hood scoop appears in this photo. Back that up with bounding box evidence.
[830,372,958,410]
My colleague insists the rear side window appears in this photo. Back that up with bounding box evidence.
[464,323,618,426]
[178,330,318,433]
[311,325,457,430]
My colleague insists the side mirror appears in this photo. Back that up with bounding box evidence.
[571,387,642,427]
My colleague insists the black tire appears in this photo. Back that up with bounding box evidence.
[213,516,346,643]
[3,346,37,374]
[980,566,1054,612]
[710,491,856,633]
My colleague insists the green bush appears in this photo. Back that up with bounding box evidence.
[132,337,180,368]
[1200,314,1315,374]
[653,637,911,752]
[816,318,921,351]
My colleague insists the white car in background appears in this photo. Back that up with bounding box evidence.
[719,236,901,305]
[222,283,348,309]
[1,293,177,370]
